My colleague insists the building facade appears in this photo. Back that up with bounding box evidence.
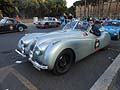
[76,1,120,19]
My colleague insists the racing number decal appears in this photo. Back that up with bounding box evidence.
[94,39,100,49]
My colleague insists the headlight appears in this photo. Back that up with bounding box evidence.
[34,46,42,56]
[35,50,42,56]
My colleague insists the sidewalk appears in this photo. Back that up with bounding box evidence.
[90,53,120,90]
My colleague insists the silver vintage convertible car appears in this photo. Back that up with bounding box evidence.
[16,20,110,75]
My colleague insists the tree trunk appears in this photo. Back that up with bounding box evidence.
[95,5,97,17]
[89,4,92,17]
[79,5,82,18]
[97,0,99,18]
[107,0,112,18]
[101,0,104,18]
[98,0,101,18]
[115,0,119,19]
[88,4,90,17]
[92,5,95,17]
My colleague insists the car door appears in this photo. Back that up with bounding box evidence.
[0,24,4,32]
[78,30,101,60]
[0,18,7,32]
[74,22,96,60]
[4,19,16,32]
[76,21,101,60]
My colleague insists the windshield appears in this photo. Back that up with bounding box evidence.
[0,18,7,23]
[75,21,90,31]
[63,20,90,31]
[63,21,78,30]
[103,21,120,26]
[43,17,57,21]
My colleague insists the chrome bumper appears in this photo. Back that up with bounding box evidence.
[15,49,48,70]
[15,49,26,58]
[28,58,48,70]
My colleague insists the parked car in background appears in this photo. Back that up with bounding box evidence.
[16,20,110,75]
[100,20,120,40]
[35,17,61,29]
[0,17,27,33]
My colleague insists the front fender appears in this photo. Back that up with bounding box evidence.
[43,39,78,70]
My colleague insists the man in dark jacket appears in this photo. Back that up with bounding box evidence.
[90,22,101,36]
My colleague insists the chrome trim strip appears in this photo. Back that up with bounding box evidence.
[15,49,26,58]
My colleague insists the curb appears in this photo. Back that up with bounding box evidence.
[90,53,120,90]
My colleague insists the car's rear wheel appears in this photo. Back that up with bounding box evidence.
[52,49,74,75]
[18,26,24,32]
[56,23,60,27]
[44,23,49,28]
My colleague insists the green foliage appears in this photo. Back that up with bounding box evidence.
[0,0,67,18]
[0,0,20,17]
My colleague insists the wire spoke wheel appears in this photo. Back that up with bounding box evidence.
[57,54,70,72]
[53,49,74,75]
[18,26,24,32]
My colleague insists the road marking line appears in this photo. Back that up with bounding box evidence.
[0,69,10,83]
[0,65,15,71]
[10,68,38,90]
[0,65,15,82]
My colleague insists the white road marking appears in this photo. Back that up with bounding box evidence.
[0,64,38,90]
[10,68,38,90]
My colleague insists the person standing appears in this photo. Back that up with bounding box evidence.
[16,15,20,21]
[60,15,65,26]
[63,13,68,24]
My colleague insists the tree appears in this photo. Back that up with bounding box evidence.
[0,0,67,18]
[0,0,19,17]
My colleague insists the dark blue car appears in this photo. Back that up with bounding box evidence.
[100,20,120,40]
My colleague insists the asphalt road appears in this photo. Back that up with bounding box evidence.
[0,24,120,90]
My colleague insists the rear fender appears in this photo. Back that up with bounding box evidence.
[16,24,27,29]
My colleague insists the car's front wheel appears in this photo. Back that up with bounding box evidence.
[18,26,24,32]
[52,49,74,75]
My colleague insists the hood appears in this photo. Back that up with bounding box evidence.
[20,30,86,49]
[20,33,46,45]
[22,33,45,40]
[35,30,86,46]
[33,30,86,51]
